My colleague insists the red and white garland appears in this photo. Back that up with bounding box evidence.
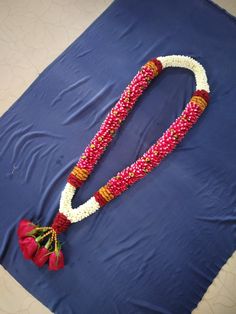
[18,55,210,270]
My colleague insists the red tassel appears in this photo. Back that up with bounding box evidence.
[48,250,64,271]
[17,219,36,239]
[19,237,39,260]
[33,247,50,267]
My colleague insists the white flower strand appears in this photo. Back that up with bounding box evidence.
[157,55,210,92]
[59,183,100,223]
[59,55,210,223]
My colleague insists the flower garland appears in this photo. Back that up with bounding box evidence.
[18,55,210,270]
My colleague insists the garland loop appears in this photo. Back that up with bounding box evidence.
[17,55,210,270]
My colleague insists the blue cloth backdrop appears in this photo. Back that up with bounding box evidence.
[0,0,236,313]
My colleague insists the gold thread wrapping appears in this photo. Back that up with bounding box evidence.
[190,96,208,111]
[145,61,159,77]
[98,185,114,202]
[72,166,89,181]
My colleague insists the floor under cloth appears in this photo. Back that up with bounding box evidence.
[0,0,236,313]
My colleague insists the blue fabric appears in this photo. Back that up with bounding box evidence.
[0,0,236,313]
